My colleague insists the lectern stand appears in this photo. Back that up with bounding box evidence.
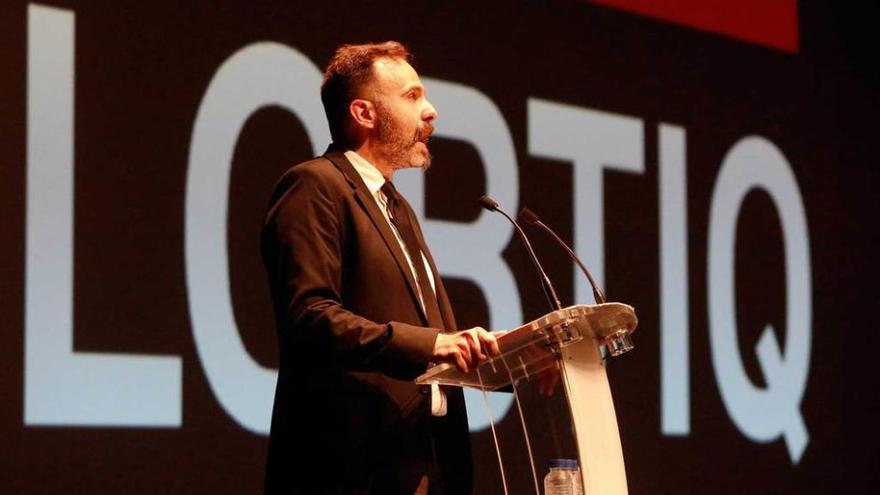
[416,303,637,495]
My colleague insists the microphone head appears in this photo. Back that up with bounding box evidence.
[519,208,540,225]
[479,195,499,211]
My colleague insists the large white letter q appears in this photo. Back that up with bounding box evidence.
[707,136,812,463]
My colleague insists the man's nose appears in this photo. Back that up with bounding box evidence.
[422,99,438,122]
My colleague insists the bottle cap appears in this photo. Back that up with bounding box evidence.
[549,459,579,469]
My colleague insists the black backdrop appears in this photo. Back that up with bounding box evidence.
[1,1,878,493]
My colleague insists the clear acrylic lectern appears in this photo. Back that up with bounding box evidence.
[416,303,637,495]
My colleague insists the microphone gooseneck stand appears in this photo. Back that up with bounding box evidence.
[478,196,563,495]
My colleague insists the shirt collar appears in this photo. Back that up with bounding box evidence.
[344,150,386,196]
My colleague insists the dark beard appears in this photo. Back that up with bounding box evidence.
[375,105,432,170]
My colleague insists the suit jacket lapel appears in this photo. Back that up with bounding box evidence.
[422,245,457,333]
[323,150,430,326]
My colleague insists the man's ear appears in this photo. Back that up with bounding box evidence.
[350,99,376,130]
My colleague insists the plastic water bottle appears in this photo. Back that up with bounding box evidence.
[543,459,584,495]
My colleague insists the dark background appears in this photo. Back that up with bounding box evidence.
[1,0,878,493]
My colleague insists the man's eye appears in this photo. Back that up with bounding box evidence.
[408,92,418,100]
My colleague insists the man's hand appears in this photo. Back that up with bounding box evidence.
[432,327,502,373]
[536,366,561,396]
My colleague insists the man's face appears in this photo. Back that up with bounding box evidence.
[367,57,437,170]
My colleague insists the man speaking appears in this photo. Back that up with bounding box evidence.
[262,42,500,495]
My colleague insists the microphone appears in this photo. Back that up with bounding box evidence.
[479,196,562,311]
[519,208,607,305]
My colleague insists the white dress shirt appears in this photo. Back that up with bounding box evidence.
[344,150,447,416]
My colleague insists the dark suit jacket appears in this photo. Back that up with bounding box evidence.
[262,149,473,495]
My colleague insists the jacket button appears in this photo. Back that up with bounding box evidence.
[419,386,430,395]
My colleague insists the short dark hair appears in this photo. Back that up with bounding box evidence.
[320,41,412,144]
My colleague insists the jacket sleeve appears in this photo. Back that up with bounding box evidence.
[262,164,440,380]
